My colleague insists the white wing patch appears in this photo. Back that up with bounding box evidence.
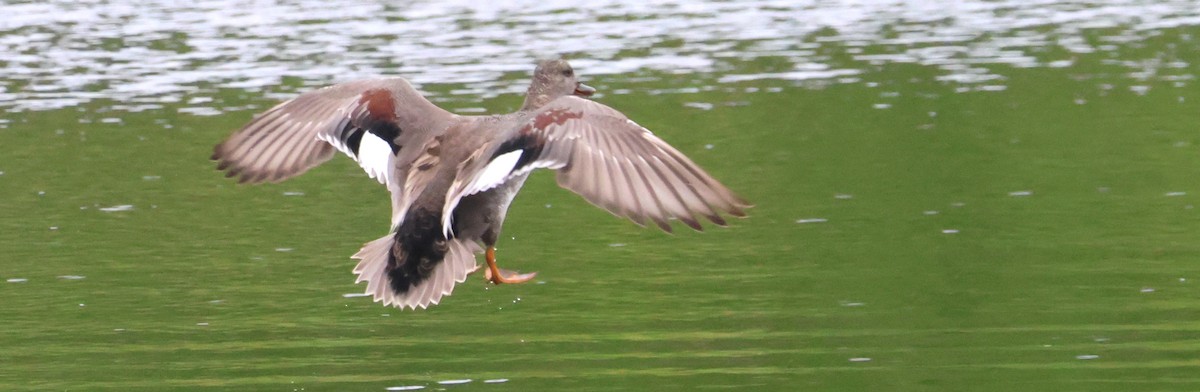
[318,130,395,187]
[468,150,523,196]
[357,132,394,185]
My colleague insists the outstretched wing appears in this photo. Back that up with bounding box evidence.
[445,96,749,234]
[212,78,455,186]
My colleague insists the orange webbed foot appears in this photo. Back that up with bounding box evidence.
[484,246,538,284]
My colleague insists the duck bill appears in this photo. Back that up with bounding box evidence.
[573,83,596,97]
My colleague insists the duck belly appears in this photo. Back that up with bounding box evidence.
[452,172,531,245]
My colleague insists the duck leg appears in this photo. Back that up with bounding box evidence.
[484,246,538,284]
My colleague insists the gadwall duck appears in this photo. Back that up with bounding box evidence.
[212,59,749,309]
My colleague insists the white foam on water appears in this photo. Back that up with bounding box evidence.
[99,204,134,212]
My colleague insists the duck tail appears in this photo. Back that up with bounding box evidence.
[351,233,481,310]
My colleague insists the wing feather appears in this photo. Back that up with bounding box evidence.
[626,156,675,232]
[437,95,748,235]
[212,78,455,186]
[542,97,748,231]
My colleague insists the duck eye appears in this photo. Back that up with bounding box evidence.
[562,69,573,77]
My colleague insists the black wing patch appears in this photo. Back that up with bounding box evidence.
[489,133,545,176]
[335,119,402,158]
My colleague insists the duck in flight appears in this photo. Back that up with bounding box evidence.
[212,59,750,310]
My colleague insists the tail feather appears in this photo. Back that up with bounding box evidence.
[351,234,481,309]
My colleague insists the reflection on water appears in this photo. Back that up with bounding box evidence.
[385,378,504,390]
[0,0,1196,112]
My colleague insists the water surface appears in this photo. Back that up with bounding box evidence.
[2,1,1200,391]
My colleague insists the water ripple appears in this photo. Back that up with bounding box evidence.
[0,0,1197,112]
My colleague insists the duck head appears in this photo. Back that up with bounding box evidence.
[522,59,595,111]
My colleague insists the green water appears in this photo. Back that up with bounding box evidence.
[4,29,1200,392]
